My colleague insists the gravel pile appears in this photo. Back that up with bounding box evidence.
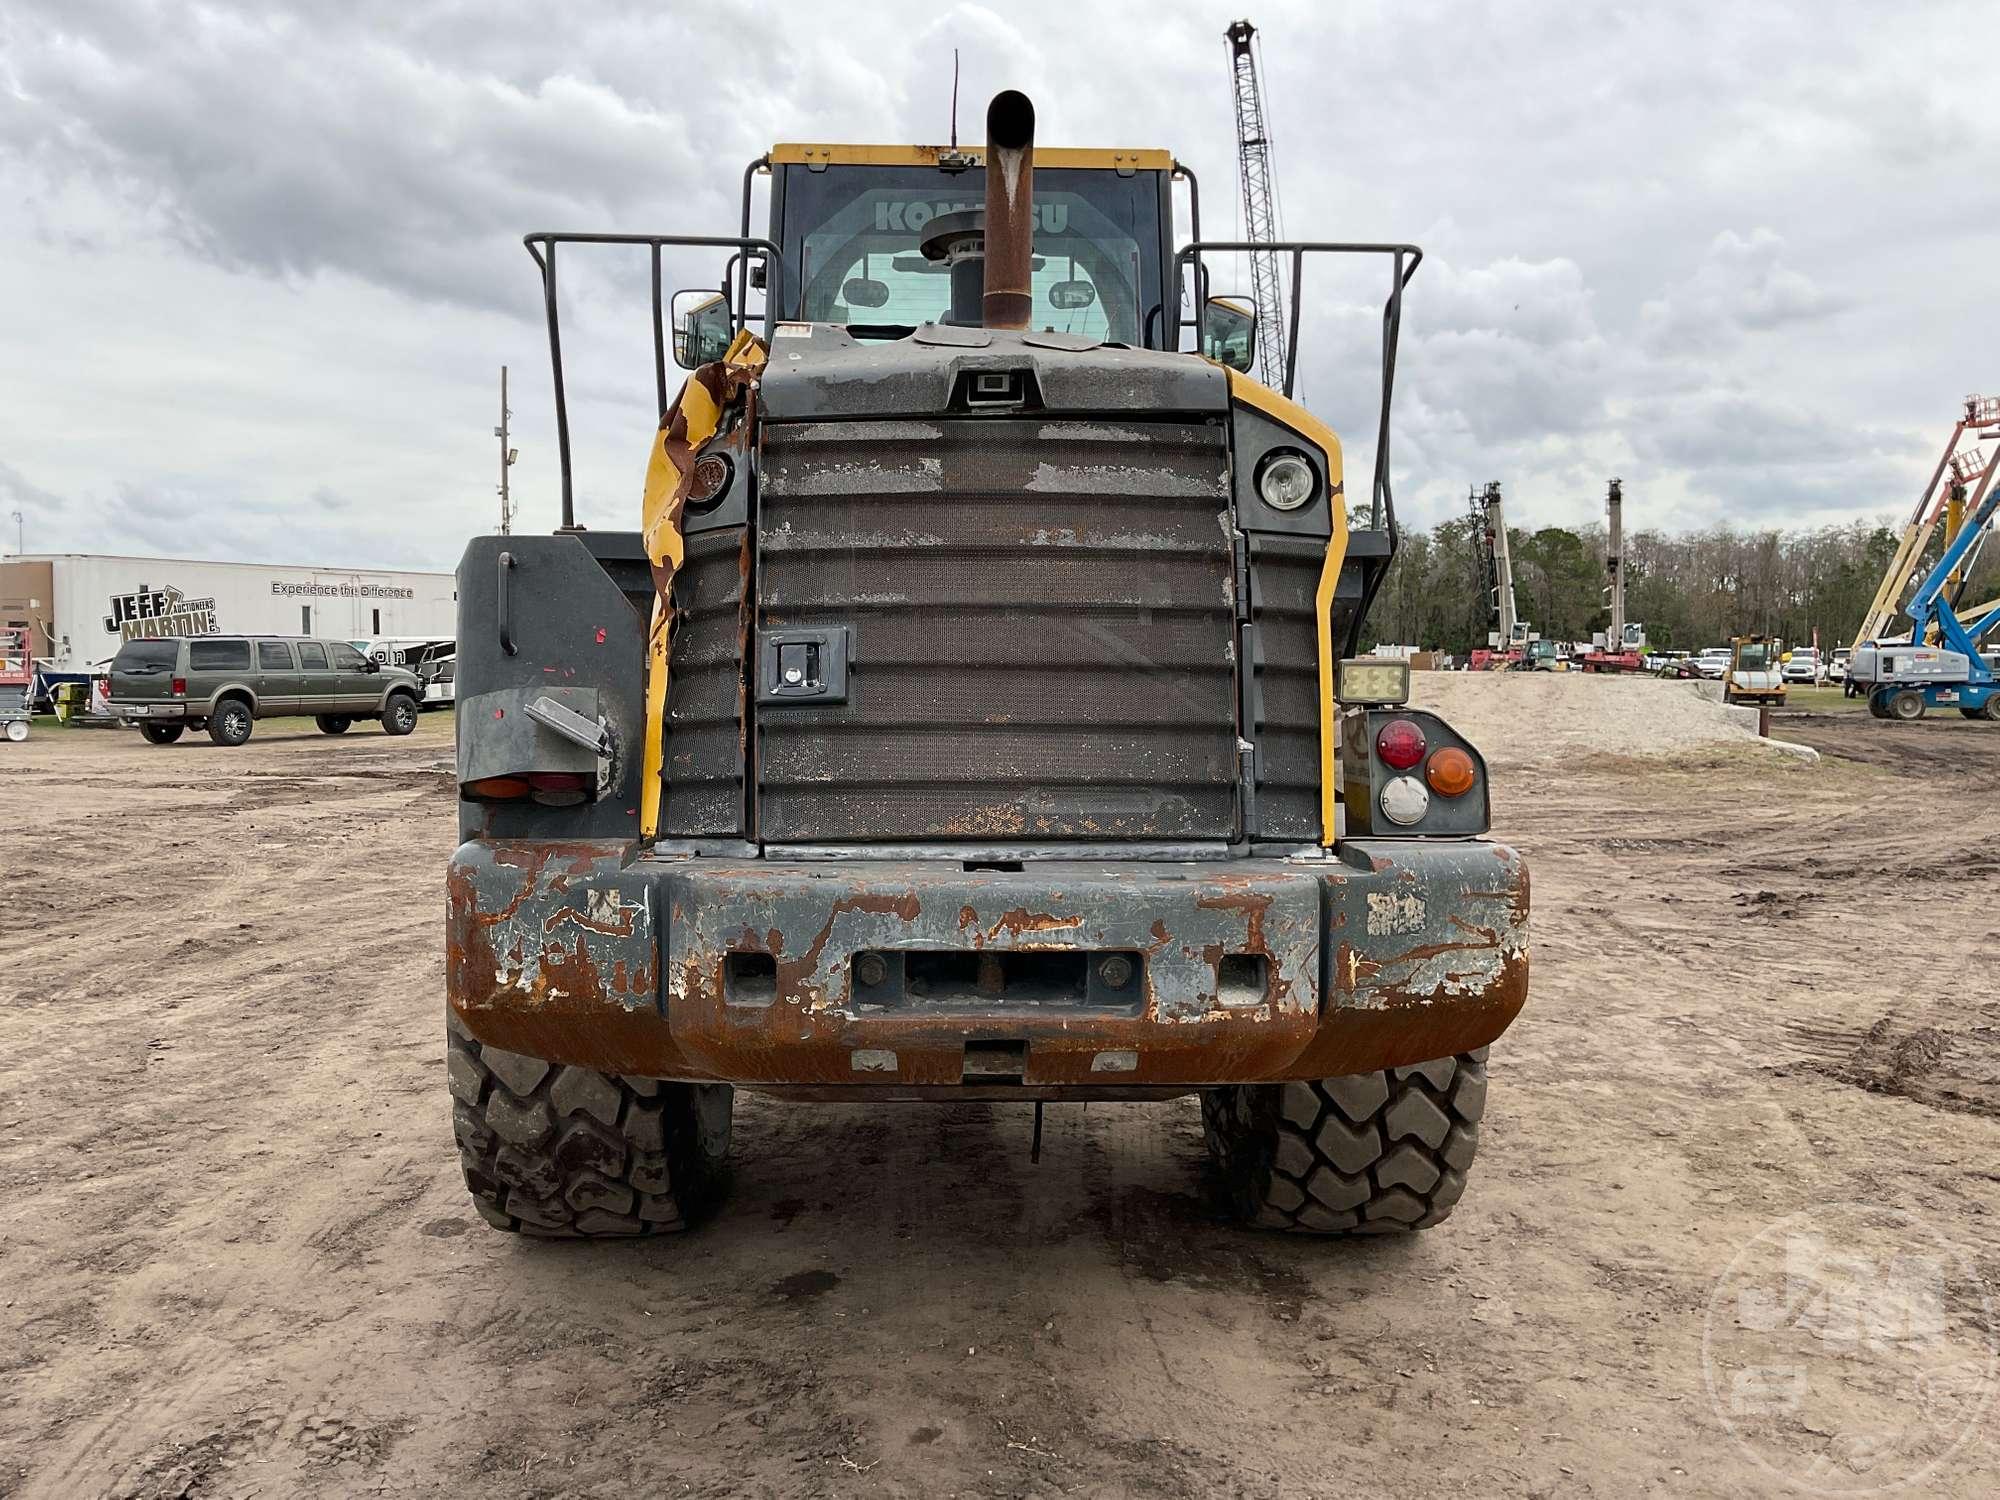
[1408,671,1769,766]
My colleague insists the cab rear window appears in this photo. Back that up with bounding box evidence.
[113,640,179,670]
[188,639,252,671]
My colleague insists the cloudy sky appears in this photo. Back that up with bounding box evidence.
[3,0,1994,570]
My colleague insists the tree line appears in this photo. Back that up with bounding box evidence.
[1359,508,2000,655]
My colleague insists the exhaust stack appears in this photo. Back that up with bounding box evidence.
[982,90,1036,330]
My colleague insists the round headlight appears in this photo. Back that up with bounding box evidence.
[688,452,733,511]
[1256,451,1318,512]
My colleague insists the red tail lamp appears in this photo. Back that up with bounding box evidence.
[1375,718,1426,771]
[525,772,589,793]
[464,775,529,800]
[170,677,187,696]
[1426,747,1477,798]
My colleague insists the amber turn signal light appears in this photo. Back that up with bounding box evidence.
[1425,746,1477,798]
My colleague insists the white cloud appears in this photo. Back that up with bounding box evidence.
[2,0,1996,568]
[1638,228,1850,356]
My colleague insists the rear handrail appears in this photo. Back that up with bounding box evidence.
[524,232,787,530]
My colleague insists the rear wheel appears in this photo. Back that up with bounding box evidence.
[1984,697,2000,723]
[1202,1050,1489,1234]
[207,699,253,746]
[4,720,26,743]
[447,1011,732,1235]
[315,714,352,734]
[138,722,184,745]
[1888,690,1926,721]
[382,694,418,736]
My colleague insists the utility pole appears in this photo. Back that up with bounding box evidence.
[495,365,518,535]
[1225,20,1287,390]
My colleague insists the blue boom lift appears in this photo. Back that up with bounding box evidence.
[1866,485,2000,721]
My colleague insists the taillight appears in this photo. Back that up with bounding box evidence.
[1375,718,1426,770]
[527,771,590,807]
[1425,747,1477,798]
[1380,776,1430,826]
[464,775,529,800]
[170,677,187,696]
[463,772,593,805]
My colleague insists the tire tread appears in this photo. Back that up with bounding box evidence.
[1200,1051,1489,1237]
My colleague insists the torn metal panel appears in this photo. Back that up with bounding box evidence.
[446,838,700,1077]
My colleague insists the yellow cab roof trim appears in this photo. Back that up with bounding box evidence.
[771,143,1175,171]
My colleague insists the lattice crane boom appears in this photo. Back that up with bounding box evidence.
[1226,20,1287,389]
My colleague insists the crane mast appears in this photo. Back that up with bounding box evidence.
[1472,482,1521,649]
[1226,20,1287,389]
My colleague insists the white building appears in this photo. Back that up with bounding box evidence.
[0,552,457,685]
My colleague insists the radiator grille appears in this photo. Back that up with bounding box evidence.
[756,418,1238,843]
[1247,535,1324,841]
[662,527,748,837]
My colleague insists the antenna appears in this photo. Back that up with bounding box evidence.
[950,49,960,149]
[494,365,517,535]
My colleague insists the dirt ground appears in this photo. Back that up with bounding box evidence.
[2,706,1997,1498]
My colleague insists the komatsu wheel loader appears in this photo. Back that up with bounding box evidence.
[444,92,1529,1238]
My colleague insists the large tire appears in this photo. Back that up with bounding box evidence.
[382,693,418,736]
[139,722,185,745]
[207,698,254,746]
[1888,690,1926,721]
[315,714,352,735]
[446,1011,732,1236]
[1201,1049,1488,1234]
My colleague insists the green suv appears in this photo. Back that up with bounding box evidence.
[107,635,424,746]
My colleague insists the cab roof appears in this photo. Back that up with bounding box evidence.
[769,143,1173,171]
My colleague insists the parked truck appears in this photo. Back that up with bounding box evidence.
[443,93,1531,1239]
[0,552,455,710]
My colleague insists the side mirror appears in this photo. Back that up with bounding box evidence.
[843,277,890,309]
[1200,295,1257,374]
[671,288,735,371]
[364,658,380,674]
[1049,279,1096,311]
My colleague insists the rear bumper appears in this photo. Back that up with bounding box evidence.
[109,700,189,719]
[446,841,1529,1094]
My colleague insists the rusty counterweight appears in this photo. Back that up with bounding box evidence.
[447,839,1530,1095]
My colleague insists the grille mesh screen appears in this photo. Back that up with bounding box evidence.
[756,418,1238,843]
[662,527,748,837]
[1246,535,1324,841]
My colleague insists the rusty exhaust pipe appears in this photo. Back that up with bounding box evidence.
[982,90,1035,330]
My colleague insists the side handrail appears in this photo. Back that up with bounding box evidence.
[1173,239,1421,539]
[524,232,786,530]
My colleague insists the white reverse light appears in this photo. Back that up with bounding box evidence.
[1380,775,1430,827]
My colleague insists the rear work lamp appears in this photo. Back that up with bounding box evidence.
[1336,657,1411,706]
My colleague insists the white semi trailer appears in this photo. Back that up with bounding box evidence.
[0,553,457,700]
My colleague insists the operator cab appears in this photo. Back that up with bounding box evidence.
[669,144,1263,374]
